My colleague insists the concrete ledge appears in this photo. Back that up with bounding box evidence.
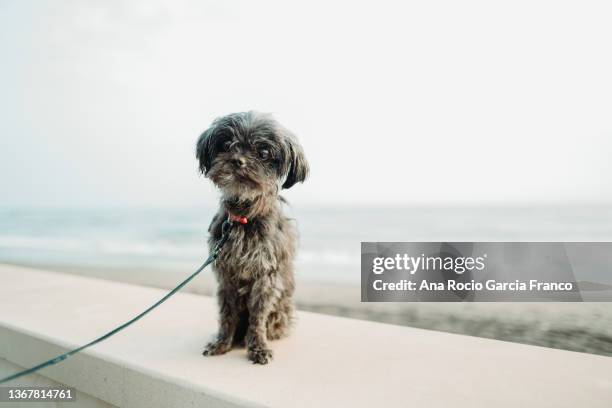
[1,264,611,407]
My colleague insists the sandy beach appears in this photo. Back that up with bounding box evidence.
[7,261,612,358]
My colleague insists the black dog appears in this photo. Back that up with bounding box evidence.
[196,111,308,364]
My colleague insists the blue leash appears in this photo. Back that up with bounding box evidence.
[0,219,233,384]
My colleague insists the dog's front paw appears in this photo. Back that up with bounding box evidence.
[203,339,231,356]
[247,346,273,364]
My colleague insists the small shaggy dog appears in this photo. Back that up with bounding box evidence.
[196,111,308,364]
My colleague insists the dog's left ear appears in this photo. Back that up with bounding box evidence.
[282,135,309,189]
[196,125,216,175]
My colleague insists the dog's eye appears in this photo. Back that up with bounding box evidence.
[259,149,270,160]
[223,141,232,151]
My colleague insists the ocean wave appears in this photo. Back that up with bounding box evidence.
[0,235,205,258]
[0,235,358,266]
[297,250,359,266]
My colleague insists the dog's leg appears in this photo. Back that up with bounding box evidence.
[266,297,293,340]
[245,275,277,364]
[203,289,238,356]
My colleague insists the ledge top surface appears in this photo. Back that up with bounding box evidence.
[1,263,611,408]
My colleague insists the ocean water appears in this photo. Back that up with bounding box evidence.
[1,205,612,283]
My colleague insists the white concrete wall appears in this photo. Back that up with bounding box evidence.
[0,358,115,408]
[1,264,611,408]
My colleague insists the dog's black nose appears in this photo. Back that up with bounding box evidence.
[232,157,246,168]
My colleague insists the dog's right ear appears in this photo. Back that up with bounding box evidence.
[196,125,216,175]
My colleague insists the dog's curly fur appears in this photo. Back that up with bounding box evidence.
[196,111,308,364]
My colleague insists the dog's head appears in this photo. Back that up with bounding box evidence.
[196,111,308,198]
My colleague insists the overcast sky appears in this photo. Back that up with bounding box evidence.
[1,0,611,208]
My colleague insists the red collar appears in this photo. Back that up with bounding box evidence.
[228,212,248,225]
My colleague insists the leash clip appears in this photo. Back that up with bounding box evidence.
[212,218,234,259]
[212,212,247,259]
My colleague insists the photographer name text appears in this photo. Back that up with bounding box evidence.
[371,254,574,292]
[372,279,574,292]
